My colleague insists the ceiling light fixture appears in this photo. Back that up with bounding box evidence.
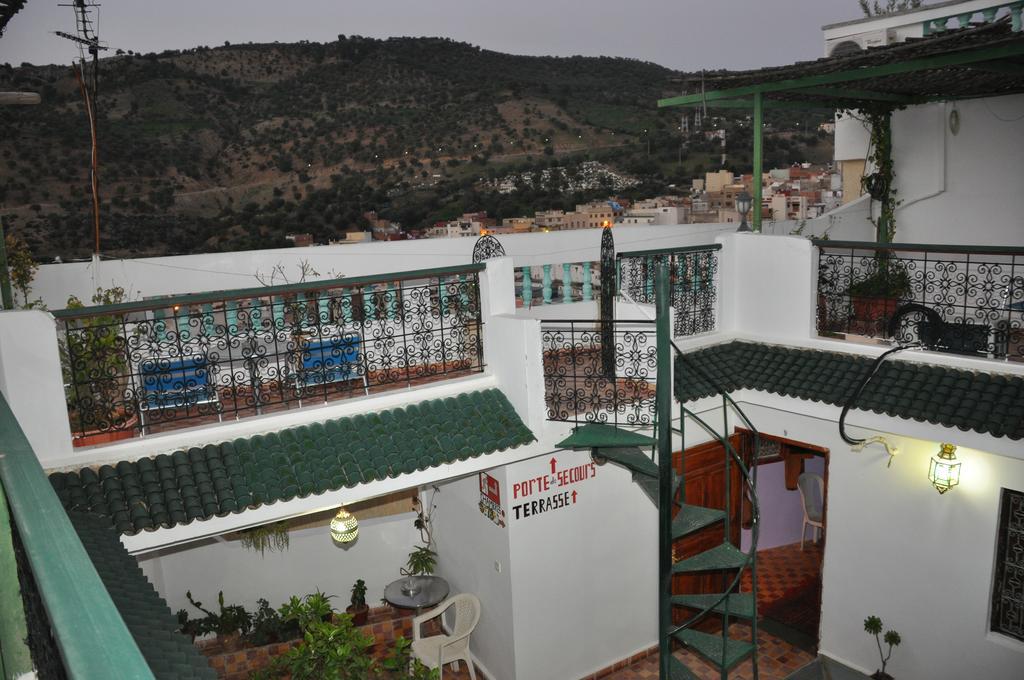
[330,506,359,543]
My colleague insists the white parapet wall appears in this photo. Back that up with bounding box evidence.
[30,223,736,310]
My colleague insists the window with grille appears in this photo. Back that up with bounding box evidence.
[991,488,1024,643]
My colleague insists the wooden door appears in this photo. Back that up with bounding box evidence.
[670,436,743,624]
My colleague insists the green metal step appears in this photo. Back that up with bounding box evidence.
[556,423,656,449]
[672,628,755,671]
[668,656,701,680]
[672,504,726,538]
[672,542,749,573]
[670,592,756,619]
[597,446,659,477]
[635,471,681,509]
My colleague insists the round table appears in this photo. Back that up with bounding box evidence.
[383,575,450,612]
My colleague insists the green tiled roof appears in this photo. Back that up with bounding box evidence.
[676,341,1024,440]
[70,511,217,680]
[51,389,534,534]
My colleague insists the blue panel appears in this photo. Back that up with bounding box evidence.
[139,357,214,409]
[299,335,361,386]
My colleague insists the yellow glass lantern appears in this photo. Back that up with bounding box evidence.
[928,443,961,494]
[330,506,359,543]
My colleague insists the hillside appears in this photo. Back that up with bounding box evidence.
[0,36,832,259]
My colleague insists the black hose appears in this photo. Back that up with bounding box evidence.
[839,344,916,446]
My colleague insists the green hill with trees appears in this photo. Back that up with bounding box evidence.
[0,36,831,259]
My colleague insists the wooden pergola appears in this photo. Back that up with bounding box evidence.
[658,18,1024,234]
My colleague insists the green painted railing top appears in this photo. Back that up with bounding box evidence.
[52,263,486,320]
[0,482,32,680]
[0,394,154,679]
[617,243,723,258]
[813,240,1024,256]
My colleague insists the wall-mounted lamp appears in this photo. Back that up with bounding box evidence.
[928,443,961,494]
[736,191,752,232]
[330,506,359,543]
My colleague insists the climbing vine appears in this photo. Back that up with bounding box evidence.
[860,108,898,243]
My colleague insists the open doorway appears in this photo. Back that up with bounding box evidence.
[738,429,828,653]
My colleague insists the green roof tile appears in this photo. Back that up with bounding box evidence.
[70,512,217,680]
[676,341,1024,441]
[54,388,534,535]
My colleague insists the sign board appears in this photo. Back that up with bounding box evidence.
[510,456,596,521]
[478,471,506,528]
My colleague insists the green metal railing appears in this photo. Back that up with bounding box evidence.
[0,393,154,679]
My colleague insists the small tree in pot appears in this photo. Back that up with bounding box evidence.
[347,578,369,626]
[864,615,901,680]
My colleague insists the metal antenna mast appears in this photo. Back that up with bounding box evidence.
[56,0,107,268]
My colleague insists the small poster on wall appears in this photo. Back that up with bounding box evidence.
[479,471,506,528]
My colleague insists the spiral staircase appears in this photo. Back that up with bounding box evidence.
[556,259,761,680]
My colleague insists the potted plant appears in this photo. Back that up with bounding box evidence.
[179,590,252,651]
[845,259,912,336]
[864,615,901,680]
[62,286,137,446]
[346,578,369,626]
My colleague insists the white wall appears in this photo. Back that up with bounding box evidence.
[0,310,74,462]
[31,224,736,310]
[433,470,517,680]
[735,400,1024,680]
[138,512,420,617]
[833,94,1024,247]
[505,449,659,680]
[741,455,826,552]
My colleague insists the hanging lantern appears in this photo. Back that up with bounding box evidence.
[330,506,359,543]
[928,443,961,494]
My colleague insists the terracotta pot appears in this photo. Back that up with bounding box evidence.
[849,296,901,337]
[346,604,370,626]
[72,413,139,448]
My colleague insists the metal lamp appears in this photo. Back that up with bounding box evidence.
[736,191,752,232]
[928,443,961,494]
[330,506,359,543]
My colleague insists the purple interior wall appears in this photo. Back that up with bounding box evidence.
[741,455,826,552]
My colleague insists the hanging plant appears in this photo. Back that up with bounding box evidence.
[238,521,290,556]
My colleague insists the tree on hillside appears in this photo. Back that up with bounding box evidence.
[859,0,922,16]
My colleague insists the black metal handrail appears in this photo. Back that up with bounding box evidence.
[816,241,1023,361]
[57,270,485,440]
[616,245,720,338]
[540,319,657,427]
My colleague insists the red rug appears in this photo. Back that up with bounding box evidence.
[760,576,821,639]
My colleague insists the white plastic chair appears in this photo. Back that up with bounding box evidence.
[411,593,480,680]
[798,472,825,550]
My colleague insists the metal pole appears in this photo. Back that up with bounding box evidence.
[752,91,764,232]
[656,258,673,679]
[0,219,14,309]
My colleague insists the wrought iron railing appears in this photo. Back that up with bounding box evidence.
[815,241,1024,361]
[53,265,485,441]
[541,319,656,426]
[515,261,602,307]
[617,245,720,338]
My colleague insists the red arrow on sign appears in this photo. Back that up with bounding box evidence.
[571,490,577,504]
[550,457,557,474]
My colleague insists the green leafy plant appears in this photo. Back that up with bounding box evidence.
[61,286,132,433]
[3,232,43,309]
[247,598,300,647]
[238,521,290,556]
[847,258,911,299]
[864,615,902,680]
[350,579,367,609]
[278,591,335,629]
[180,590,252,640]
[401,546,438,577]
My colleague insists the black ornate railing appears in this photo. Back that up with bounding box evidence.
[541,319,656,426]
[815,241,1024,361]
[617,245,720,338]
[54,265,485,441]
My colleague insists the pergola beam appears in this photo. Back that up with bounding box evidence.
[658,42,1024,108]
[691,98,839,110]
[792,86,918,103]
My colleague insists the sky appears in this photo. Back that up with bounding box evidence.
[0,0,871,72]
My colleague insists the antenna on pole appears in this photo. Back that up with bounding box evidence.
[56,1,108,285]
